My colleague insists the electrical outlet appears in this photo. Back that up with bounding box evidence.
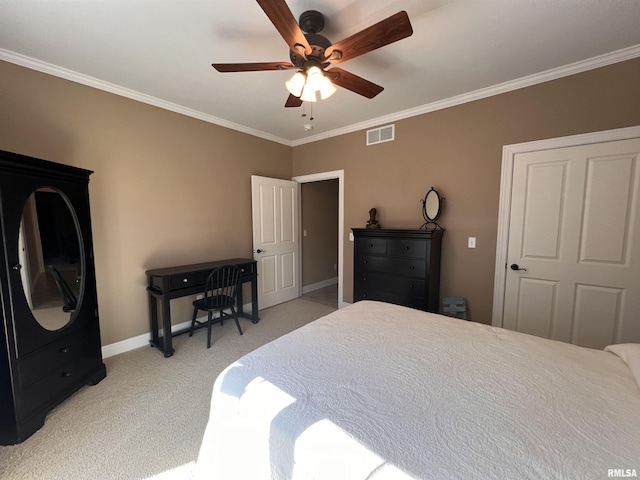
[303,229,308,237]
[468,237,476,248]
[333,264,337,270]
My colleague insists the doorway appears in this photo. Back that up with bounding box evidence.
[293,170,344,308]
[492,126,640,348]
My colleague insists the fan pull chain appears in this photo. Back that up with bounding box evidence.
[300,102,314,121]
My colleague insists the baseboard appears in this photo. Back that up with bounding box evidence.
[302,277,338,294]
[101,302,253,359]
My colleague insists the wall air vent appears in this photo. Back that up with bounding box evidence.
[366,124,395,146]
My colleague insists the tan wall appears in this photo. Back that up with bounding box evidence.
[301,179,339,286]
[2,57,639,343]
[292,59,640,324]
[0,61,292,345]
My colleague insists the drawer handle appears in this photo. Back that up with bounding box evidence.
[362,276,367,281]
[369,243,374,248]
[409,284,414,289]
[60,347,70,354]
[61,372,71,378]
[404,246,410,250]
[409,266,415,270]
[363,260,368,264]
[182,278,188,283]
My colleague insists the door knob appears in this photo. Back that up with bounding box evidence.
[255,249,266,254]
[510,263,527,272]
[11,264,22,271]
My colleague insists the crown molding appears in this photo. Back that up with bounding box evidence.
[0,48,291,146]
[2,44,639,148]
[291,44,640,146]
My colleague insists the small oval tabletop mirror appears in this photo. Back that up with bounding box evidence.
[19,188,84,331]
[421,186,443,229]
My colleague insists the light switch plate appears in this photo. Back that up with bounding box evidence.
[468,237,476,248]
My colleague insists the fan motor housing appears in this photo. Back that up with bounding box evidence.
[290,33,331,67]
[290,11,331,68]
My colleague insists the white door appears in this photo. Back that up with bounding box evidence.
[251,175,300,310]
[502,138,640,348]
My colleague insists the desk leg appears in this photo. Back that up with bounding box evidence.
[148,293,159,345]
[251,275,259,323]
[160,295,175,357]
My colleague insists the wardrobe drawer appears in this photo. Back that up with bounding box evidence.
[387,238,427,258]
[18,328,98,387]
[355,236,387,255]
[356,272,425,298]
[356,255,426,278]
[17,353,102,420]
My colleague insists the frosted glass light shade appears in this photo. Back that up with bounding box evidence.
[300,84,317,102]
[320,76,337,99]
[285,72,306,97]
[305,67,324,93]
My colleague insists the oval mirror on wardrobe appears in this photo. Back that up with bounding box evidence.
[19,188,84,331]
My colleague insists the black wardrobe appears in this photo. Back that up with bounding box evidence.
[0,150,106,445]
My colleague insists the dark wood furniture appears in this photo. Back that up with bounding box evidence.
[0,150,106,445]
[146,258,258,357]
[190,265,244,348]
[352,228,443,312]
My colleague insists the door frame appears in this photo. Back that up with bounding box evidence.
[492,125,640,327]
[292,170,345,308]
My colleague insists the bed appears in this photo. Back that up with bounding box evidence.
[195,300,640,479]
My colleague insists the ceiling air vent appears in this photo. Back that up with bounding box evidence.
[366,124,395,146]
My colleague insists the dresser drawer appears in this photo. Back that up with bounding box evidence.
[17,353,103,420]
[355,236,387,255]
[387,238,427,258]
[354,288,427,310]
[356,272,425,298]
[356,255,426,278]
[18,328,99,387]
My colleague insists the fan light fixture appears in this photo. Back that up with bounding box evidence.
[285,66,336,102]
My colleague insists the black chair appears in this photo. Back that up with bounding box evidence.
[47,265,78,313]
[189,265,243,348]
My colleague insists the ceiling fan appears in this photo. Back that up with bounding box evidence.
[212,0,413,108]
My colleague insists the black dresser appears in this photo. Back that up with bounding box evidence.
[352,228,443,312]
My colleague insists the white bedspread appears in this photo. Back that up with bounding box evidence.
[195,301,640,479]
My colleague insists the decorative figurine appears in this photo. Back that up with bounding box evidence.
[366,208,381,229]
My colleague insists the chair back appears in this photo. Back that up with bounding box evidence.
[204,265,241,308]
[47,265,78,312]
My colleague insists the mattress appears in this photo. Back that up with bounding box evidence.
[195,300,640,479]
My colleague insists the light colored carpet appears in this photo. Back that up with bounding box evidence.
[0,297,336,480]
[301,283,338,309]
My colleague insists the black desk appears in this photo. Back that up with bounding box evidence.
[146,258,258,357]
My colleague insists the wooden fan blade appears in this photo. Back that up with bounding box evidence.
[212,62,295,72]
[256,0,312,56]
[324,11,413,64]
[327,68,384,99]
[285,94,303,108]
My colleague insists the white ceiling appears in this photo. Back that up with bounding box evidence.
[1,0,639,146]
